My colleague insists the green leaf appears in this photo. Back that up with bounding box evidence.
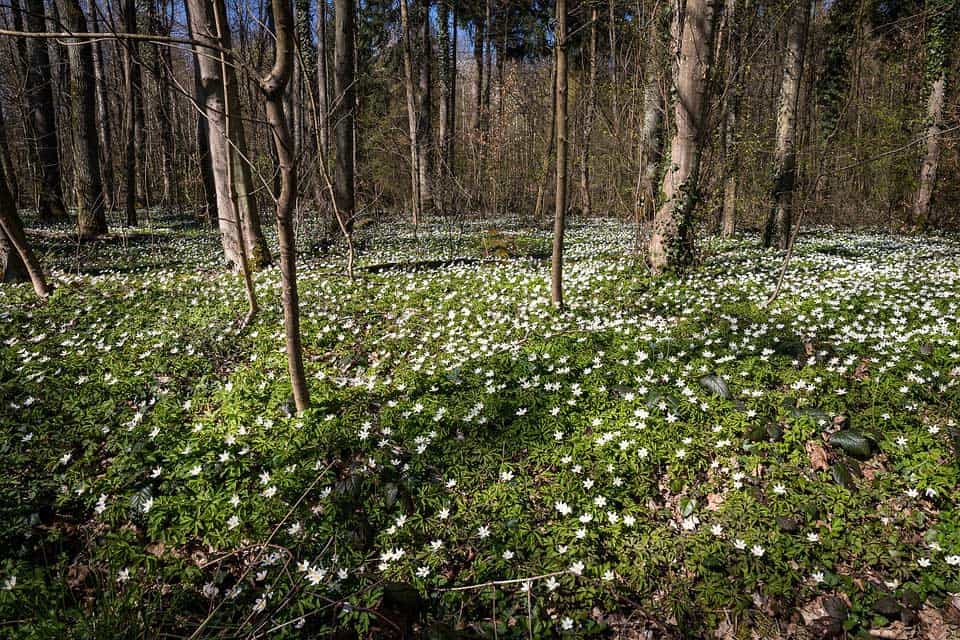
[829,430,872,459]
[698,374,732,399]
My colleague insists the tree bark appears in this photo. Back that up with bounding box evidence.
[912,73,945,231]
[400,0,420,222]
[0,160,50,297]
[551,0,568,308]
[415,0,433,214]
[471,14,484,132]
[579,6,598,219]
[121,0,142,226]
[720,0,743,237]
[763,0,811,249]
[88,1,115,211]
[186,0,270,268]
[333,0,356,232]
[647,0,721,273]
[437,1,452,180]
[317,0,331,158]
[263,0,309,412]
[0,104,20,209]
[184,0,219,227]
[60,0,107,238]
[24,0,68,222]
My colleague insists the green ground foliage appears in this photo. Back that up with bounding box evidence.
[1,218,959,638]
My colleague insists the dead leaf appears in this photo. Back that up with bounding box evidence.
[918,606,950,640]
[146,542,165,557]
[806,441,830,471]
[706,492,726,511]
[868,622,911,639]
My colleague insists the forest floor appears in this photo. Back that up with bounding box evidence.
[1,215,959,639]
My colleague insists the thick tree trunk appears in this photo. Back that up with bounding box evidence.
[24,0,68,222]
[185,0,219,227]
[647,0,721,273]
[122,0,142,226]
[763,0,811,249]
[60,0,107,238]
[400,0,420,222]
[0,161,50,297]
[416,0,433,214]
[88,2,115,211]
[912,72,945,232]
[0,104,20,209]
[551,0,568,308]
[333,0,356,232]
[186,0,270,268]
[263,0,309,412]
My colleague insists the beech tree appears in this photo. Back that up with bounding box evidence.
[648,0,722,273]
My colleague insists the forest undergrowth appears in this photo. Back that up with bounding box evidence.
[1,217,959,639]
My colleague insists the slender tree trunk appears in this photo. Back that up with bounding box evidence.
[263,0,309,412]
[551,0,568,308]
[416,0,433,214]
[60,0,107,238]
[333,0,356,232]
[720,0,742,237]
[317,0,330,158]
[912,72,945,232]
[0,161,50,297]
[647,0,721,273]
[24,0,68,221]
[534,46,558,223]
[400,0,420,222]
[0,106,28,283]
[471,15,484,132]
[185,0,219,227]
[438,1,451,180]
[763,0,811,249]
[638,69,664,227]
[150,0,177,208]
[88,1,115,211]
[579,6,598,219]
[448,3,457,178]
[122,0,141,226]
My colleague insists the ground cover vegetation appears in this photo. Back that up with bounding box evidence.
[2,220,959,638]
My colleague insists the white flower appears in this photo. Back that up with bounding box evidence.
[227,515,240,530]
[430,539,443,551]
[545,576,559,591]
[561,617,574,630]
[569,561,585,576]
[1,576,14,590]
[944,555,960,566]
[477,525,491,539]
[807,532,820,543]
[141,497,154,513]
[499,471,514,482]
[751,545,765,557]
[437,507,450,520]
[711,524,723,537]
[555,501,572,516]
[202,582,219,598]
[262,485,277,498]
[772,484,786,495]
[415,565,430,578]
[502,550,514,560]
[812,571,825,584]
[602,569,615,582]
[734,539,746,550]
[918,557,931,568]
[117,568,130,583]
[306,566,327,585]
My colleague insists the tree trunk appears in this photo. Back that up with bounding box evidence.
[333,0,356,232]
[551,0,568,308]
[24,0,68,222]
[638,69,664,227]
[647,0,721,273]
[186,0,270,269]
[579,6,598,219]
[416,0,433,214]
[88,1,115,211]
[437,1,452,180]
[471,14,484,132]
[0,104,20,209]
[150,0,177,208]
[534,45,558,223]
[912,72,945,232]
[60,0,107,238]
[0,160,50,297]
[263,0,309,412]
[720,0,743,237]
[400,0,420,222]
[763,0,810,249]
[317,0,331,158]
[185,0,219,227]
[122,0,142,226]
